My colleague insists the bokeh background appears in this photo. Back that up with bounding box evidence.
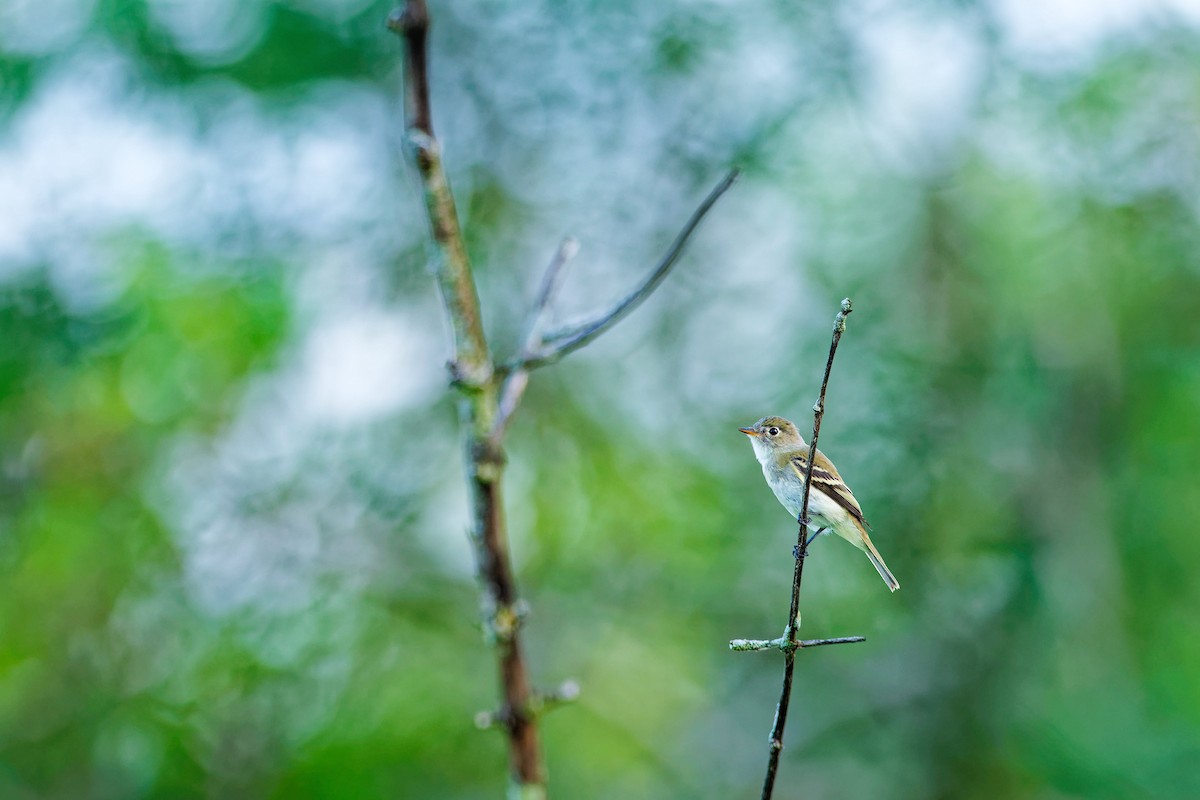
[3,0,1200,797]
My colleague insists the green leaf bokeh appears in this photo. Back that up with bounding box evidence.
[1,1,1199,797]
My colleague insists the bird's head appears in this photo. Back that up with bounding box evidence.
[739,416,805,462]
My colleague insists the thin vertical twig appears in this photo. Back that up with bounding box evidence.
[759,298,854,800]
[492,237,579,443]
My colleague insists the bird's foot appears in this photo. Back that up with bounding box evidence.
[793,524,827,559]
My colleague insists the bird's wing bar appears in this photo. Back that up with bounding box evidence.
[789,454,869,529]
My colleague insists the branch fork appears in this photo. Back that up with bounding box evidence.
[504,168,741,375]
[491,169,740,442]
[389,1,740,794]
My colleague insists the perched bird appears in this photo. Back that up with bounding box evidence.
[739,415,899,592]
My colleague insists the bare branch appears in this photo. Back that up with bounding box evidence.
[475,679,580,730]
[492,169,739,439]
[386,1,432,137]
[389,0,491,387]
[516,168,740,370]
[492,237,580,441]
[390,4,741,795]
[529,679,582,717]
[729,636,866,652]
[526,236,580,347]
[389,3,545,795]
[758,297,854,800]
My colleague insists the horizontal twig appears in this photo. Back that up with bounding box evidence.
[475,679,581,730]
[529,679,581,716]
[730,636,866,653]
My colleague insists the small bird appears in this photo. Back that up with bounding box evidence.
[739,415,899,592]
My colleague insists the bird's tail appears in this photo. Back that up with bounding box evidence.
[858,529,900,592]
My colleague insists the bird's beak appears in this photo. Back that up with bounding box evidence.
[738,427,759,437]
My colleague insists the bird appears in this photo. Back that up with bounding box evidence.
[739,415,899,592]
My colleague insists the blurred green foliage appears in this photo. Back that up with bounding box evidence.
[2,1,1200,798]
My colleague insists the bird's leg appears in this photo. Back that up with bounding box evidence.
[793,527,828,559]
[805,527,827,549]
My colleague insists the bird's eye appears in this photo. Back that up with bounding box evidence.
[768,427,780,436]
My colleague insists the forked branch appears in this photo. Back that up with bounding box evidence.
[493,169,739,441]
[389,1,740,795]
[513,168,740,372]
[492,236,579,441]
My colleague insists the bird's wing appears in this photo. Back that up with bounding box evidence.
[789,447,869,529]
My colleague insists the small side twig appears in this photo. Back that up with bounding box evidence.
[476,679,581,730]
[529,679,582,717]
[743,298,854,800]
[492,237,580,441]
[492,169,739,440]
[729,636,866,653]
[513,168,740,372]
